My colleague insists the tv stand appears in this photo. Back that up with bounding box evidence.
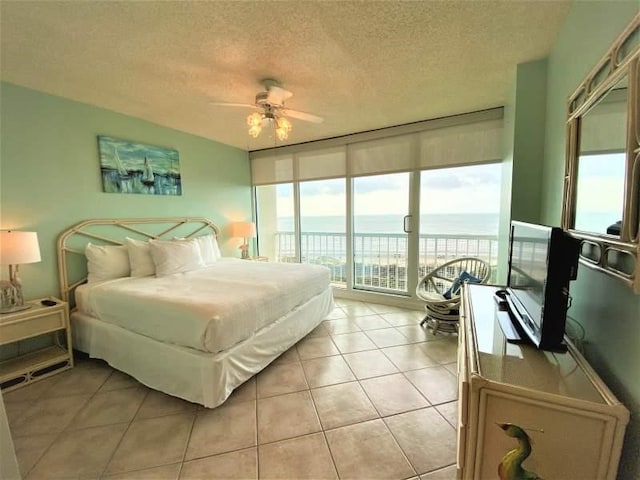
[457,284,629,479]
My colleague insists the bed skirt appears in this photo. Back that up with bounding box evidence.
[71,287,333,408]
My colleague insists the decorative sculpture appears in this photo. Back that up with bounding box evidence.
[497,423,543,480]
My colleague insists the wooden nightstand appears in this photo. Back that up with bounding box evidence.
[0,298,73,391]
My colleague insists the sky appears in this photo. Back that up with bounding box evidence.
[276,163,503,216]
[575,152,625,213]
[574,152,625,232]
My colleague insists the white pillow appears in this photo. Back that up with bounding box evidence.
[126,237,156,277]
[85,243,130,283]
[149,238,205,277]
[172,234,220,265]
[195,234,219,265]
[210,235,222,261]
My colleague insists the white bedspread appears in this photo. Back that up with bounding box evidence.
[75,258,330,353]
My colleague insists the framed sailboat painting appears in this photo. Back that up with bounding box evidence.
[98,136,182,195]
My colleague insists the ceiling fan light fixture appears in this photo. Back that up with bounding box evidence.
[275,117,292,141]
[247,112,263,127]
[248,124,262,138]
[217,82,322,143]
[247,111,263,138]
[247,110,292,141]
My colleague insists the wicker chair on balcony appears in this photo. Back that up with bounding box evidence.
[416,257,491,334]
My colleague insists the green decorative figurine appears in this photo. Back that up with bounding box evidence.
[497,423,543,480]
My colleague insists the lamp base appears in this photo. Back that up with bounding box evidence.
[0,279,27,314]
[0,304,32,314]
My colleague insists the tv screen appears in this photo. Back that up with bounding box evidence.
[508,223,550,331]
[505,221,580,351]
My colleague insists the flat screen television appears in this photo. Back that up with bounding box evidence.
[504,221,580,351]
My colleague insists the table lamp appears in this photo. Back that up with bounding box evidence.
[229,222,256,259]
[0,231,41,313]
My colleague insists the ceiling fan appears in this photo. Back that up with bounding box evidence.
[211,79,323,141]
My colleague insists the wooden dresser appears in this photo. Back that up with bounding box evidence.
[457,284,629,480]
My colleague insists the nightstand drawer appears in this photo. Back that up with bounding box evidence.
[0,309,66,345]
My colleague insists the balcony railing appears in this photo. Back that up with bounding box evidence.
[275,231,499,293]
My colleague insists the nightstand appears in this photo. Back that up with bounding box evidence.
[0,297,73,391]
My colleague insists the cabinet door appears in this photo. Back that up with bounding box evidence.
[474,389,618,480]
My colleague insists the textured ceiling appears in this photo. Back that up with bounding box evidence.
[1,1,571,151]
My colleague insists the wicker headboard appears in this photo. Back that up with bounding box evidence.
[57,217,220,307]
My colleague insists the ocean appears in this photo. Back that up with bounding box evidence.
[278,213,500,235]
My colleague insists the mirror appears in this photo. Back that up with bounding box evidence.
[575,78,627,235]
[562,16,640,293]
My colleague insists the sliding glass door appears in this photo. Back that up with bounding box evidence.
[255,163,502,296]
[352,172,412,294]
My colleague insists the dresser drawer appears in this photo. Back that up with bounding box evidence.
[0,309,66,345]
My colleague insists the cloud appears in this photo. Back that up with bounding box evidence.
[354,174,407,193]
[299,180,345,196]
[578,153,625,178]
[422,164,502,191]
[271,163,503,215]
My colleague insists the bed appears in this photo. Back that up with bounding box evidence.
[58,217,333,408]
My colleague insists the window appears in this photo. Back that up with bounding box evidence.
[419,163,502,280]
[299,178,346,285]
[252,109,505,300]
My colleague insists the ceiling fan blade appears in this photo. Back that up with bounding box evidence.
[281,108,324,124]
[209,102,257,109]
[266,86,293,106]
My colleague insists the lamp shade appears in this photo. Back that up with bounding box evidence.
[0,231,41,265]
[229,222,256,238]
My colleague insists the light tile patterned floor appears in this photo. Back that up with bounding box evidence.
[3,299,459,480]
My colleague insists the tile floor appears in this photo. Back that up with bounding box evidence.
[3,299,459,480]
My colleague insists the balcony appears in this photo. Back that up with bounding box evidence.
[274,231,499,293]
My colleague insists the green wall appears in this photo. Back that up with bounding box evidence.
[498,58,548,283]
[0,82,252,302]
[541,4,640,478]
[511,58,548,224]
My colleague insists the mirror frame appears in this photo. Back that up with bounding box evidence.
[562,15,640,293]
